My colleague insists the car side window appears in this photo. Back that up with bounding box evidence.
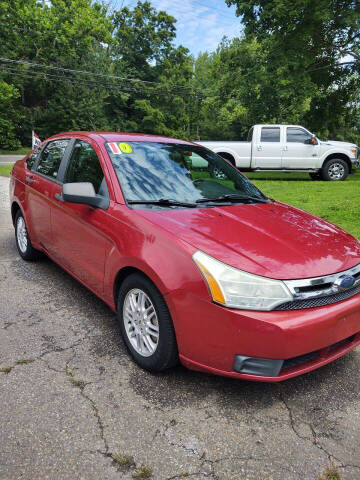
[260,127,280,142]
[65,140,108,196]
[36,140,69,180]
[26,148,41,170]
[287,128,312,143]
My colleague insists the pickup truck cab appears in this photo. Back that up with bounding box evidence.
[197,124,359,181]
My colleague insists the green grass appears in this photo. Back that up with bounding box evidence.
[246,170,360,240]
[0,164,13,177]
[0,366,12,374]
[111,453,135,468]
[318,466,341,480]
[16,358,35,365]
[133,465,152,480]
[0,147,30,155]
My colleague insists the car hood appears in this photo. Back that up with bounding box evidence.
[137,202,360,280]
[320,140,357,149]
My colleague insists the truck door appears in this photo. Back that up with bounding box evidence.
[282,127,320,169]
[252,126,282,169]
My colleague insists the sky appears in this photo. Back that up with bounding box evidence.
[119,0,242,55]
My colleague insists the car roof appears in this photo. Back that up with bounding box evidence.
[47,131,195,146]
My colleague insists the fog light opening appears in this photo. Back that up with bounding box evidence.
[233,355,284,377]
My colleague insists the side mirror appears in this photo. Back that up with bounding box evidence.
[62,182,109,209]
[305,135,318,145]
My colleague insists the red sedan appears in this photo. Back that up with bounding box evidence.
[9,132,360,381]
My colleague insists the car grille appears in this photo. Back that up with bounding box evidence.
[281,351,319,370]
[275,283,360,310]
[280,334,357,372]
[275,263,360,310]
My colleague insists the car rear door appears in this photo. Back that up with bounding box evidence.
[26,139,71,249]
[50,137,114,295]
[282,127,320,169]
[251,126,283,169]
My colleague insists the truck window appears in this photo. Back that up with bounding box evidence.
[247,127,254,142]
[286,127,312,143]
[260,127,280,142]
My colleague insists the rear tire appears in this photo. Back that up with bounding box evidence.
[117,273,178,372]
[14,210,41,261]
[321,159,349,181]
[309,172,321,181]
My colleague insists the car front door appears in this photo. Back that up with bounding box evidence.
[252,126,282,168]
[51,138,114,295]
[282,127,320,169]
[26,139,71,249]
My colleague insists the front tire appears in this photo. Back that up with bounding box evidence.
[117,273,178,372]
[14,210,41,261]
[309,172,321,181]
[321,159,349,181]
[210,165,227,180]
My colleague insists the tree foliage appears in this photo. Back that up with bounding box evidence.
[223,0,360,141]
[0,0,359,147]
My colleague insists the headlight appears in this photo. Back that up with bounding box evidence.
[350,147,358,157]
[193,251,293,311]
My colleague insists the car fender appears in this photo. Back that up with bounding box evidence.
[102,209,207,310]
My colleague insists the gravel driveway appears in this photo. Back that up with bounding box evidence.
[1,175,360,480]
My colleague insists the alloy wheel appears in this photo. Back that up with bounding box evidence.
[123,288,159,357]
[16,216,28,253]
[328,162,345,180]
[212,167,227,180]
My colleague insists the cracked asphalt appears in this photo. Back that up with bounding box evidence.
[1,175,360,480]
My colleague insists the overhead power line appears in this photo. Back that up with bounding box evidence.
[0,57,202,92]
[0,64,209,99]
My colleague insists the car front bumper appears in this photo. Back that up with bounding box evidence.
[167,289,360,382]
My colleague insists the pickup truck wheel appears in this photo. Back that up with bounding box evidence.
[210,166,227,180]
[309,172,321,181]
[14,211,41,261]
[117,273,179,372]
[321,159,349,181]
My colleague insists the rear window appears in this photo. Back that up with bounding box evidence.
[260,127,280,142]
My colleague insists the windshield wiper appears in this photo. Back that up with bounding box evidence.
[196,194,270,204]
[128,198,198,208]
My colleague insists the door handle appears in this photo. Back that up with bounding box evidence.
[54,193,64,203]
[26,176,35,184]
[257,145,263,151]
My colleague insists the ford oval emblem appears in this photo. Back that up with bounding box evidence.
[333,275,356,292]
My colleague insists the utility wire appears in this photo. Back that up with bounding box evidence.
[0,57,202,92]
[0,64,207,98]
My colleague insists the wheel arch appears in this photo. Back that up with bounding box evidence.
[11,201,22,226]
[216,151,236,166]
[322,153,352,172]
[113,266,165,310]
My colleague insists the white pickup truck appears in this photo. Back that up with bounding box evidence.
[197,124,359,181]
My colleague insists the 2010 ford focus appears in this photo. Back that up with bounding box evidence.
[9,132,360,381]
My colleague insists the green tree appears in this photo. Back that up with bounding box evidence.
[225,0,360,140]
[108,1,193,138]
[0,0,114,146]
[0,81,21,149]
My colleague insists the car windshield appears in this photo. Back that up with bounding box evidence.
[106,141,266,206]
